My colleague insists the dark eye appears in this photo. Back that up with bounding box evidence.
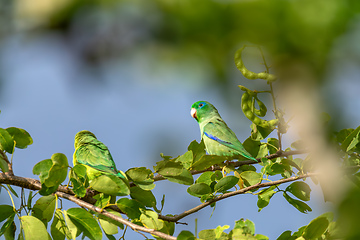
[199,103,203,107]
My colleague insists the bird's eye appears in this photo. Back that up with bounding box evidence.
[199,103,206,108]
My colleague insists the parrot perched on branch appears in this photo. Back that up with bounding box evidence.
[73,130,125,181]
[191,101,257,161]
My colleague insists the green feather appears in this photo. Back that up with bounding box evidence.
[73,130,125,181]
[191,101,257,161]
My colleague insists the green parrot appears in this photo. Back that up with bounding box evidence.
[191,101,257,161]
[73,130,125,182]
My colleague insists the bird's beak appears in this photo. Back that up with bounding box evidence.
[191,108,197,120]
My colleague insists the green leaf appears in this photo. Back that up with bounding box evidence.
[90,175,130,196]
[66,208,102,240]
[33,159,53,182]
[257,186,276,211]
[188,140,206,163]
[70,164,88,197]
[177,230,195,240]
[0,205,15,222]
[158,220,175,236]
[215,225,230,238]
[99,218,118,236]
[286,181,311,201]
[211,171,223,181]
[250,123,275,141]
[125,167,154,190]
[130,187,156,208]
[164,168,194,185]
[63,210,80,240]
[267,138,279,154]
[6,127,33,149]
[0,128,15,154]
[243,138,261,159]
[214,176,239,193]
[98,209,124,230]
[198,229,216,239]
[32,195,56,223]
[191,155,227,171]
[51,210,71,240]
[20,216,50,240]
[0,156,9,173]
[45,153,69,187]
[336,128,353,143]
[276,230,293,240]
[341,125,360,152]
[240,171,262,187]
[155,161,183,177]
[234,219,256,235]
[283,192,312,213]
[347,131,360,152]
[187,183,213,197]
[175,150,193,170]
[33,153,69,196]
[116,198,143,219]
[290,140,306,150]
[265,162,286,176]
[3,220,15,240]
[139,209,163,230]
[196,172,214,185]
[0,213,15,237]
[302,217,329,239]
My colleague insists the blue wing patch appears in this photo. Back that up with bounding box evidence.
[204,131,233,145]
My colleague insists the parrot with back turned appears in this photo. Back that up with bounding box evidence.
[73,130,125,182]
[191,101,257,161]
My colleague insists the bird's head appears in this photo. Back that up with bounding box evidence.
[191,101,218,123]
[74,130,97,148]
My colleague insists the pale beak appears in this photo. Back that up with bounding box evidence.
[191,108,197,119]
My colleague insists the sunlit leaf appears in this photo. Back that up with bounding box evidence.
[90,175,130,196]
[0,128,14,154]
[32,195,56,223]
[20,216,50,240]
[139,209,163,230]
[240,171,262,187]
[302,216,329,239]
[6,127,33,149]
[66,208,102,240]
[175,150,193,170]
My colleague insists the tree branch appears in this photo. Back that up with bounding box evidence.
[159,172,317,222]
[151,149,307,183]
[55,191,176,240]
[0,173,176,240]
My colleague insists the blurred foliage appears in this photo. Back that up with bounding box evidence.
[3,0,359,84]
